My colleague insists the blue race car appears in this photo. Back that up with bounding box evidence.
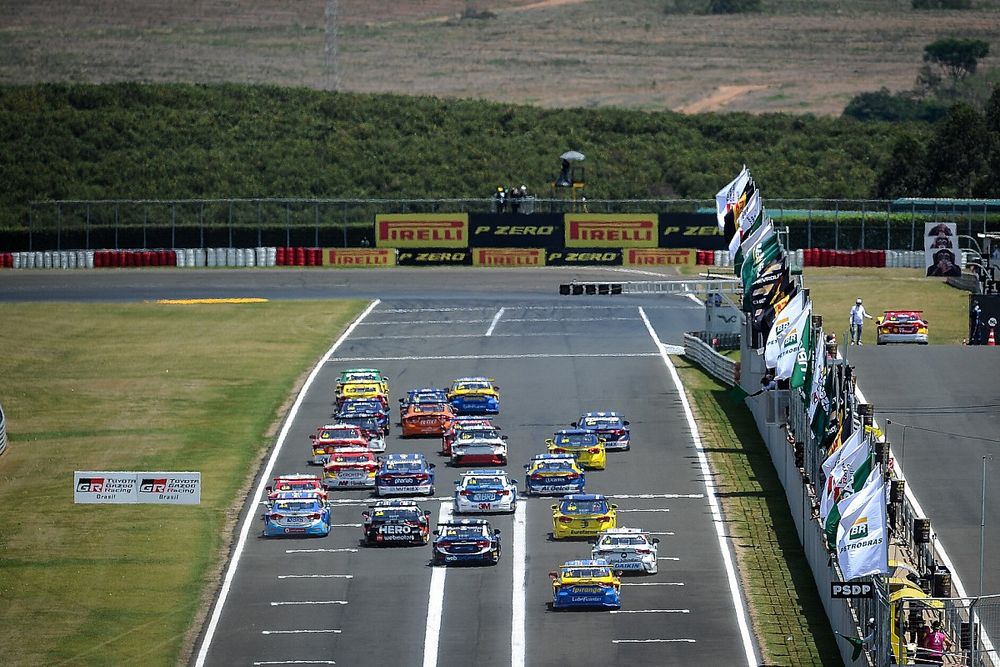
[375,453,436,497]
[574,411,631,451]
[447,377,500,415]
[398,387,449,407]
[523,453,586,496]
[338,398,389,434]
[432,519,501,566]
[261,492,331,537]
[549,559,622,610]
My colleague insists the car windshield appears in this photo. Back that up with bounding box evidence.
[555,434,596,447]
[582,417,620,428]
[535,461,573,472]
[319,429,359,440]
[274,501,322,512]
[340,417,380,432]
[345,373,379,382]
[373,509,420,521]
[560,499,608,514]
[385,461,422,472]
[274,481,318,490]
[456,382,490,391]
[601,535,647,546]
[342,401,383,414]
[332,454,370,464]
[564,567,610,579]
[464,477,504,487]
[440,527,486,538]
[459,429,498,440]
[413,404,445,413]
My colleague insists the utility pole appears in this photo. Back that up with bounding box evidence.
[324,0,339,91]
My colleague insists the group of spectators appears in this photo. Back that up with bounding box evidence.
[494,185,530,214]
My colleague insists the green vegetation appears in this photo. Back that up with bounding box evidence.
[674,357,841,666]
[0,300,364,666]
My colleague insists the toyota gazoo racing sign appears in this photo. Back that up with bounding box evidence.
[472,248,545,267]
[74,471,201,504]
[323,248,396,267]
[375,213,469,248]
[564,214,658,248]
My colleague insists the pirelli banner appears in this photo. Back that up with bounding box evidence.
[565,214,658,248]
[323,248,396,267]
[376,213,469,248]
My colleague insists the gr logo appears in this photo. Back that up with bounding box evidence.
[831,582,873,598]
[77,478,104,492]
[140,478,168,493]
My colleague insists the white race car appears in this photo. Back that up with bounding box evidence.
[591,527,659,574]
[453,469,518,514]
[450,428,508,467]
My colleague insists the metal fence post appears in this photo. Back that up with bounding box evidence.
[86,203,91,250]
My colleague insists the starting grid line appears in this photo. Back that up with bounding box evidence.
[330,352,670,362]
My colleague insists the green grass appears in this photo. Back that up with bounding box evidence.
[674,356,841,666]
[0,299,365,666]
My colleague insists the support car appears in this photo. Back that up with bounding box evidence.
[453,469,517,514]
[546,429,607,470]
[523,453,586,496]
[551,494,618,540]
[375,453,436,496]
[361,499,432,546]
[550,559,622,609]
[591,527,659,574]
[574,411,631,451]
[261,492,331,538]
[322,447,378,489]
[431,519,501,566]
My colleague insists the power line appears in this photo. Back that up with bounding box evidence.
[882,419,1000,444]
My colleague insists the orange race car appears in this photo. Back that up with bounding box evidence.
[401,402,455,438]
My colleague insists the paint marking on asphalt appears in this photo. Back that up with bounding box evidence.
[253,662,337,666]
[285,548,358,554]
[349,332,597,340]
[194,299,380,667]
[657,557,680,561]
[261,629,343,635]
[610,609,690,614]
[485,307,505,336]
[359,316,642,325]
[648,532,675,536]
[270,601,349,606]
[331,353,660,362]
[685,293,703,306]
[423,502,452,667]
[277,574,354,579]
[358,319,490,325]
[376,305,679,313]
[512,500,527,667]
[331,523,362,527]
[639,306,758,666]
[617,508,671,513]
[608,493,703,499]
[612,639,697,644]
[621,582,685,586]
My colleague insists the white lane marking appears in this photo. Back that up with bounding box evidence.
[277,574,354,579]
[657,557,680,561]
[621,582,685,586]
[423,502,452,667]
[331,353,659,362]
[685,293,702,306]
[349,332,596,340]
[285,548,357,554]
[648,532,675,536]
[253,661,337,665]
[612,639,697,644]
[194,299,381,667]
[608,493,703,499]
[376,305,680,313]
[610,609,690,614]
[485,307,505,336]
[331,523,362,527]
[261,629,342,635]
[638,306,758,666]
[361,316,642,325]
[512,501,527,667]
[618,508,671,513]
[270,601,349,606]
[358,319,489,325]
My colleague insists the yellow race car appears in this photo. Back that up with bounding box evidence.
[549,559,622,609]
[336,381,389,410]
[336,368,389,397]
[551,494,617,540]
[448,376,500,414]
[546,429,606,470]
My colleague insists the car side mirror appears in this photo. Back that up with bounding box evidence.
[453,480,460,484]
[494,529,501,536]
[551,505,558,511]
[545,438,554,445]
[523,464,529,469]
[309,434,317,440]
[432,530,439,536]
[611,504,618,509]
[570,422,578,427]
[501,435,509,440]
[265,486,273,493]
[549,572,557,580]
[652,538,660,544]
[623,420,630,426]
[424,511,432,517]
[361,512,369,519]
[614,570,623,578]
[429,463,436,469]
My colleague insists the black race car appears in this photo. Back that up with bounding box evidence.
[361,499,432,546]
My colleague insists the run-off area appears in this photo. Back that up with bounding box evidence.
[195,300,755,667]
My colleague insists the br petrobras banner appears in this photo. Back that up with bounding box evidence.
[472,248,546,267]
[323,248,396,267]
[396,249,472,266]
[470,214,562,248]
[375,214,469,248]
[661,213,726,250]
[74,471,201,504]
[564,214,658,248]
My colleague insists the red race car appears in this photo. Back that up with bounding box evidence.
[876,310,929,345]
[310,423,370,465]
[322,447,378,489]
[267,474,328,502]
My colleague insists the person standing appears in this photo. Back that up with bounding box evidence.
[849,298,873,345]
[918,620,952,665]
[494,186,507,213]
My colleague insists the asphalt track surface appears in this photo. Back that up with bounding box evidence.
[1,268,756,666]
[849,346,1000,597]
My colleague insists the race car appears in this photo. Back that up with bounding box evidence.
[375,453,436,496]
[338,398,390,434]
[448,377,500,414]
[361,499,432,546]
[876,310,929,345]
[333,410,387,452]
[546,429,607,470]
[551,494,618,540]
[549,559,622,610]
[591,527,659,575]
[453,469,518,514]
[441,416,497,456]
[574,411,631,451]
[261,492,331,538]
[523,453,586,496]
[450,428,508,467]
[431,519,501,566]
[267,473,327,501]
[322,447,378,489]
[309,423,370,465]
[401,402,454,438]
[336,381,388,410]
[336,368,389,398]
[399,387,449,407]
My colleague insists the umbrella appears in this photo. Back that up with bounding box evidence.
[560,150,585,161]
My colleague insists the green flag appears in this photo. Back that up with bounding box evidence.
[740,235,781,288]
[836,632,866,661]
[790,316,812,390]
[824,454,875,548]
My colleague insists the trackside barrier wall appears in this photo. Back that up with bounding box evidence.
[682,333,738,386]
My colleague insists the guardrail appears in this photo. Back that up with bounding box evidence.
[559,279,741,296]
[682,333,738,387]
[0,401,7,458]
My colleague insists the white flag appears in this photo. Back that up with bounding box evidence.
[774,305,812,380]
[836,471,888,581]
[807,330,826,422]
[715,166,750,232]
[728,191,762,260]
[819,428,865,521]
[764,290,807,367]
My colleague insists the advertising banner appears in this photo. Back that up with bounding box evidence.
[924,222,961,277]
[74,471,202,504]
[623,248,694,267]
[136,472,202,505]
[969,294,1000,345]
[375,214,469,248]
[323,248,396,267]
[74,471,138,504]
[564,214,658,248]
[661,213,726,250]
[396,249,472,266]
[470,214,562,248]
[472,248,546,267]
[546,249,623,266]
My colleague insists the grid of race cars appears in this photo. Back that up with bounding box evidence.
[261,367,657,610]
